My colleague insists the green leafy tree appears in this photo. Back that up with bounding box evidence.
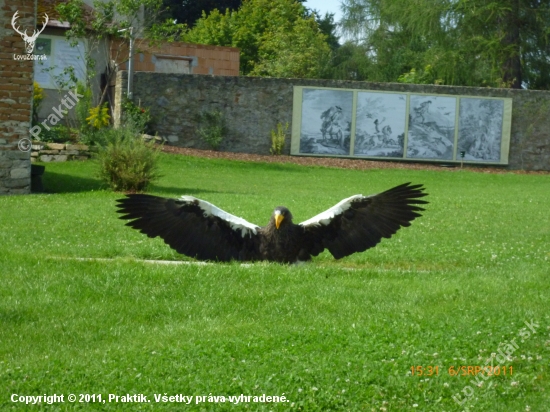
[185,0,331,78]
[340,0,550,89]
[186,9,234,46]
[321,42,373,81]
[161,0,242,27]
[310,11,340,51]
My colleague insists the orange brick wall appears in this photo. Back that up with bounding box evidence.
[111,38,239,76]
[0,0,34,194]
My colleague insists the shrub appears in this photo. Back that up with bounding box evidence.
[270,122,289,155]
[39,125,76,143]
[33,82,44,125]
[121,98,153,134]
[197,110,226,150]
[86,102,111,129]
[95,122,161,192]
[73,83,111,147]
[74,83,93,134]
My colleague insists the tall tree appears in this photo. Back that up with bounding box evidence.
[340,0,550,89]
[320,42,373,81]
[311,11,341,51]
[161,0,242,27]
[185,0,331,78]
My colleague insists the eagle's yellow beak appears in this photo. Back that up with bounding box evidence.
[274,211,284,229]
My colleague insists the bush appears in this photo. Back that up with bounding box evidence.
[270,122,288,155]
[86,103,111,129]
[197,110,226,150]
[95,122,161,192]
[39,125,76,143]
[74,83,106,146]
[74,83,92,129]
[33,82,44,125]
[121,98,153,134]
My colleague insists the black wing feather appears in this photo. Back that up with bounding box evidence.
[116,194,259,261]
[301,183,428,259]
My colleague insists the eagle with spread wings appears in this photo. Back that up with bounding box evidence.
[116,182,428,263]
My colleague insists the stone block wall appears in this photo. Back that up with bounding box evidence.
[0,0,34,194]
[30,143,91,162]
[122,72,550,171]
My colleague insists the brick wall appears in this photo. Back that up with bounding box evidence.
[112,39,239,77]
[0,0,34,195]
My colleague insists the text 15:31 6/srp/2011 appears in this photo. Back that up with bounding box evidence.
[411,365,513,376]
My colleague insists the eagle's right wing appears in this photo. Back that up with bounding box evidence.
[116,194,260,261]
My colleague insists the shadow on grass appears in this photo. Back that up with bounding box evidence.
[0,308,37,324]
[42,171,105,193]
[150,185,235,197]
[41,172,232,197]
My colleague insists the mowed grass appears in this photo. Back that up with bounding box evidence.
[0,153,548,411]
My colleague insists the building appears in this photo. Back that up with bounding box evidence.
[0,0,34,194]
[34,0,239,123]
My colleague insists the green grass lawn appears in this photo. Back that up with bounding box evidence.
[0,153,548,411]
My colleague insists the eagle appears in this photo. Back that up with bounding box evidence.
[116,182,427,263]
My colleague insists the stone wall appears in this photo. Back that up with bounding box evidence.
[122,72,550,171]
[31,143,91,162]
[0,0,34,194]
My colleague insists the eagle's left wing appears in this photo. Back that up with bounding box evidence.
[299,183,428,259]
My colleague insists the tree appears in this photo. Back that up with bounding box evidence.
[161,0,242,27]
[340,0,550,89]
[184,0,331,78]
[311,11,340,51]
[320,42,373,81]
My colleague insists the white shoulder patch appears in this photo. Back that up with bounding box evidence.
[179,196,259,237]
[299,194,363,227]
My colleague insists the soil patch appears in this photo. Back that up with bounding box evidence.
[162,146,548,175]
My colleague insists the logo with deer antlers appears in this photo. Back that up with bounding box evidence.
[11,11,49,54]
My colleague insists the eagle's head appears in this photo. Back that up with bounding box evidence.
[272,206,293,230]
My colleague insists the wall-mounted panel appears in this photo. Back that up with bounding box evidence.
[291,86,512,165]
[297,88,353,156]
[354,92,407,158]
[407,95,456,160]
[457,98,504,162]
